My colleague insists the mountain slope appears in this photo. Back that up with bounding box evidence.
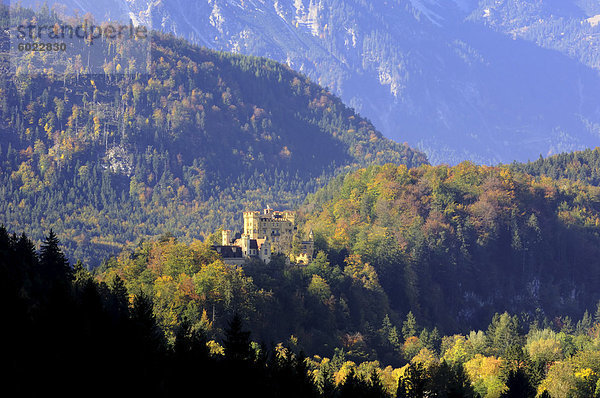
[0,6,426,265]
[22,0,600,165]
[468,0,600,72]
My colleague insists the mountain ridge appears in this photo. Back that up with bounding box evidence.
[19,0,600,165]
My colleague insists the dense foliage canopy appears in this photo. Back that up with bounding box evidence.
[301,162,600,332]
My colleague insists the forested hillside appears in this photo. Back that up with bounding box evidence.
[300,162,600,333]
[88,160,600,397]
[95,231,396,364]
[0,6,425,266]
[511,147,600,187]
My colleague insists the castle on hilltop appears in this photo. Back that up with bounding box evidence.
[212,207,314,266]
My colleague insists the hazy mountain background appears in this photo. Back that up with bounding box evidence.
[15,0,600,165]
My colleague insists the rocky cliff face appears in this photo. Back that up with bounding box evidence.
[19,0,600,165]
[468,0,600,71]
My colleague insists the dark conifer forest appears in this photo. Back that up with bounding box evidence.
[7,225,600,397]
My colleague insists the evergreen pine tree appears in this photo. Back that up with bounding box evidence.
[293,351,319,398]
[430,361,475,398]
[397,363,426,398]
[339,368,366,397]
[72,260,91,284]
[16,232,38,271]
[130,291,164,355]
[131,292,157,331]
[109,274,129,318]
[366,369,388,398]
[223,313,253,362]
[429,327,441,354]
[577,310,592,335]
[447,362,476,398]
[174,318,210,363]
[317,360,337,398]
[594,301,600,325]
[501,368,536,398]
[402,311,417,340]
[39,229,72,283]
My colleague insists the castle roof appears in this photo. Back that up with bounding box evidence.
[211,245,243,258]
[232,238,263,250]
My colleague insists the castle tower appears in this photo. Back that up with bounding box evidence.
[222,230,233,246]
[259,237,271,264]
[241,234,251,256]
[243,211,261,239]
[243,208,296,256]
